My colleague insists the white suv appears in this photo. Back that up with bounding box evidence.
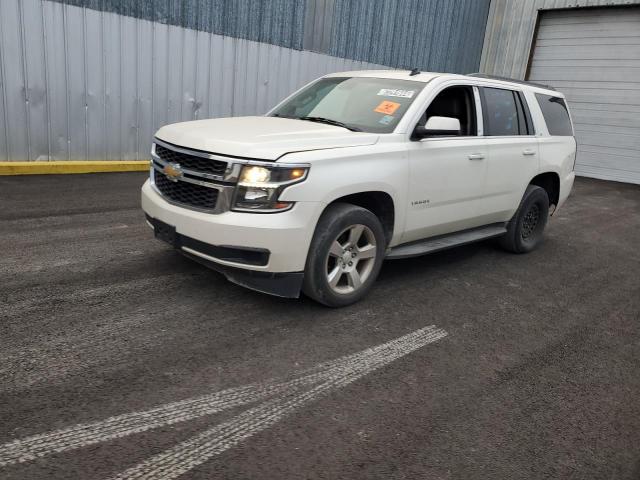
[142,70,576,307]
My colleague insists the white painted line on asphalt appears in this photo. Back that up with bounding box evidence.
[0,325,448,476]
[108,326,448,480]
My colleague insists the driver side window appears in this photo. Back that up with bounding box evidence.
[417,85,477,136]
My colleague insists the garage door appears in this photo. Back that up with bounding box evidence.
[527,7,640,184]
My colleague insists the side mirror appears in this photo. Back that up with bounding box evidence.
[413,116,461,139]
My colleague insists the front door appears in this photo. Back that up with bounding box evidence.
[402,85,489,243]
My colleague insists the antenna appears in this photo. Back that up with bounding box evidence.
[409,68,420,76]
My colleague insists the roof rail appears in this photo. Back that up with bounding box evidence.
[467,73,556,91]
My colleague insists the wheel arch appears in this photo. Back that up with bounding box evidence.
[323,190,396,246]
[529,171,560,210]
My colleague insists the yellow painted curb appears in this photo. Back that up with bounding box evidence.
[0,161,150,175]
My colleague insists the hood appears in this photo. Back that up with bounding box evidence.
[155,116,379,160]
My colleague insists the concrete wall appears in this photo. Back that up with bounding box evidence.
[0,0,490,161]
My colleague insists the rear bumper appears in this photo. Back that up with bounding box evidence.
[556,171,575,213]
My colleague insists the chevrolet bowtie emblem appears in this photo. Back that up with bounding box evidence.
[163,162,183,181]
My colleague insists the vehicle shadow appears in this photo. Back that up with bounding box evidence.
[167,237,505,313]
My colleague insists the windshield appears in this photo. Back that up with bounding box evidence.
[269,77,426,133]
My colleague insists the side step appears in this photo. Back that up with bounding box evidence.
[386,224,507,260]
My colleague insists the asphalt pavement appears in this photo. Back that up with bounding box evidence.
[1,172,639,479]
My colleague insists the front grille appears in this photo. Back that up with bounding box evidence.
[155,143,227,176]
[154,173,219,210]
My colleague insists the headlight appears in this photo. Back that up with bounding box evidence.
[233,165,309,212]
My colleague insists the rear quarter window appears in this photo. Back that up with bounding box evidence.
[535,94,573,136]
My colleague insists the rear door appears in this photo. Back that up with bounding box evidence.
[480,86,539,222]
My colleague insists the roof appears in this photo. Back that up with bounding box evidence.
[323,70,560,95]
[324,70,446,83]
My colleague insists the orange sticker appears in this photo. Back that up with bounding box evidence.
[374,100,401,115]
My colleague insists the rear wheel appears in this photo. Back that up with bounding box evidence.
[303,203,386,307]
[499,185,549,253]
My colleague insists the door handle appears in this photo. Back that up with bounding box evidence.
[522,149,536,156]
[468,153,485,160]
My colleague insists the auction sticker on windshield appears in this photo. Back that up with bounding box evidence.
[377,88,415,98]
[374,100,401,115]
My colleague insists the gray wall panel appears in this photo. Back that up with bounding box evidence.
[49,0,307,51]
[1,0,393,161]
[528,7,640,184]
[85,6,106,160]
[119,14,137,160]
[0,0,30,160]
[2,0,490,162]
[325,0,491,72]
[102,5,121,161]
[65,3,88,160]
[480,0,640,79]
[21,0,49,161]
[0,27,7,161]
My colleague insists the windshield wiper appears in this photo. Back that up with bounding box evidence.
[298,116,362,132]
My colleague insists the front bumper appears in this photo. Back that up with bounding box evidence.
[141,180,323,295]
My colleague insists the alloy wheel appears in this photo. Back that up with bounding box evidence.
[325,224,377,294]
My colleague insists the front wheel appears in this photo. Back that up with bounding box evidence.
[499,185,549,253]
[303,203,386,307]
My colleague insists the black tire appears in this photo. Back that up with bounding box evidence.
[303,203,386,307]
[499,185,549,253]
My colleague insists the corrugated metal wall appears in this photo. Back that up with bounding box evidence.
[0,0,490,162]
[480,0,640,79]
[309,0,491,72]
[49,0,308,50]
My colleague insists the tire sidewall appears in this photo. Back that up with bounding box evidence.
[512,187,549,253]
[303,204,386,307]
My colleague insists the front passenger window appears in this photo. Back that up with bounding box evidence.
[417,85,477,136]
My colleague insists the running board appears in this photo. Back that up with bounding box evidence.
[386,224,507,260]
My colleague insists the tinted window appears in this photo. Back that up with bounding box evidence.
[482,87,519,136]
[536,94,573,136]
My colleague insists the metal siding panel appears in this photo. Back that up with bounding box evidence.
[42,0,69,160]
[165,24,182,125]
[220,35,236,118]
[85,5,106,160]
[193,29,210,120]
[64,3,87,160]
[119,14,137,160]
[320,0,489,71]
[137,12,154,159]
[20,0,49,161]
[0,23,7,161]
[4,0,400,161]
[1,0,30,160]
[46,0,307,51]
[207,34,226,118]
[481,0,640,79]
[101,4,119,160]
[529,7,640,183]
[181,26,198,121]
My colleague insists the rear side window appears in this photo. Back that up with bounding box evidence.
[481,87,531,136]
[535,94,573,136]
